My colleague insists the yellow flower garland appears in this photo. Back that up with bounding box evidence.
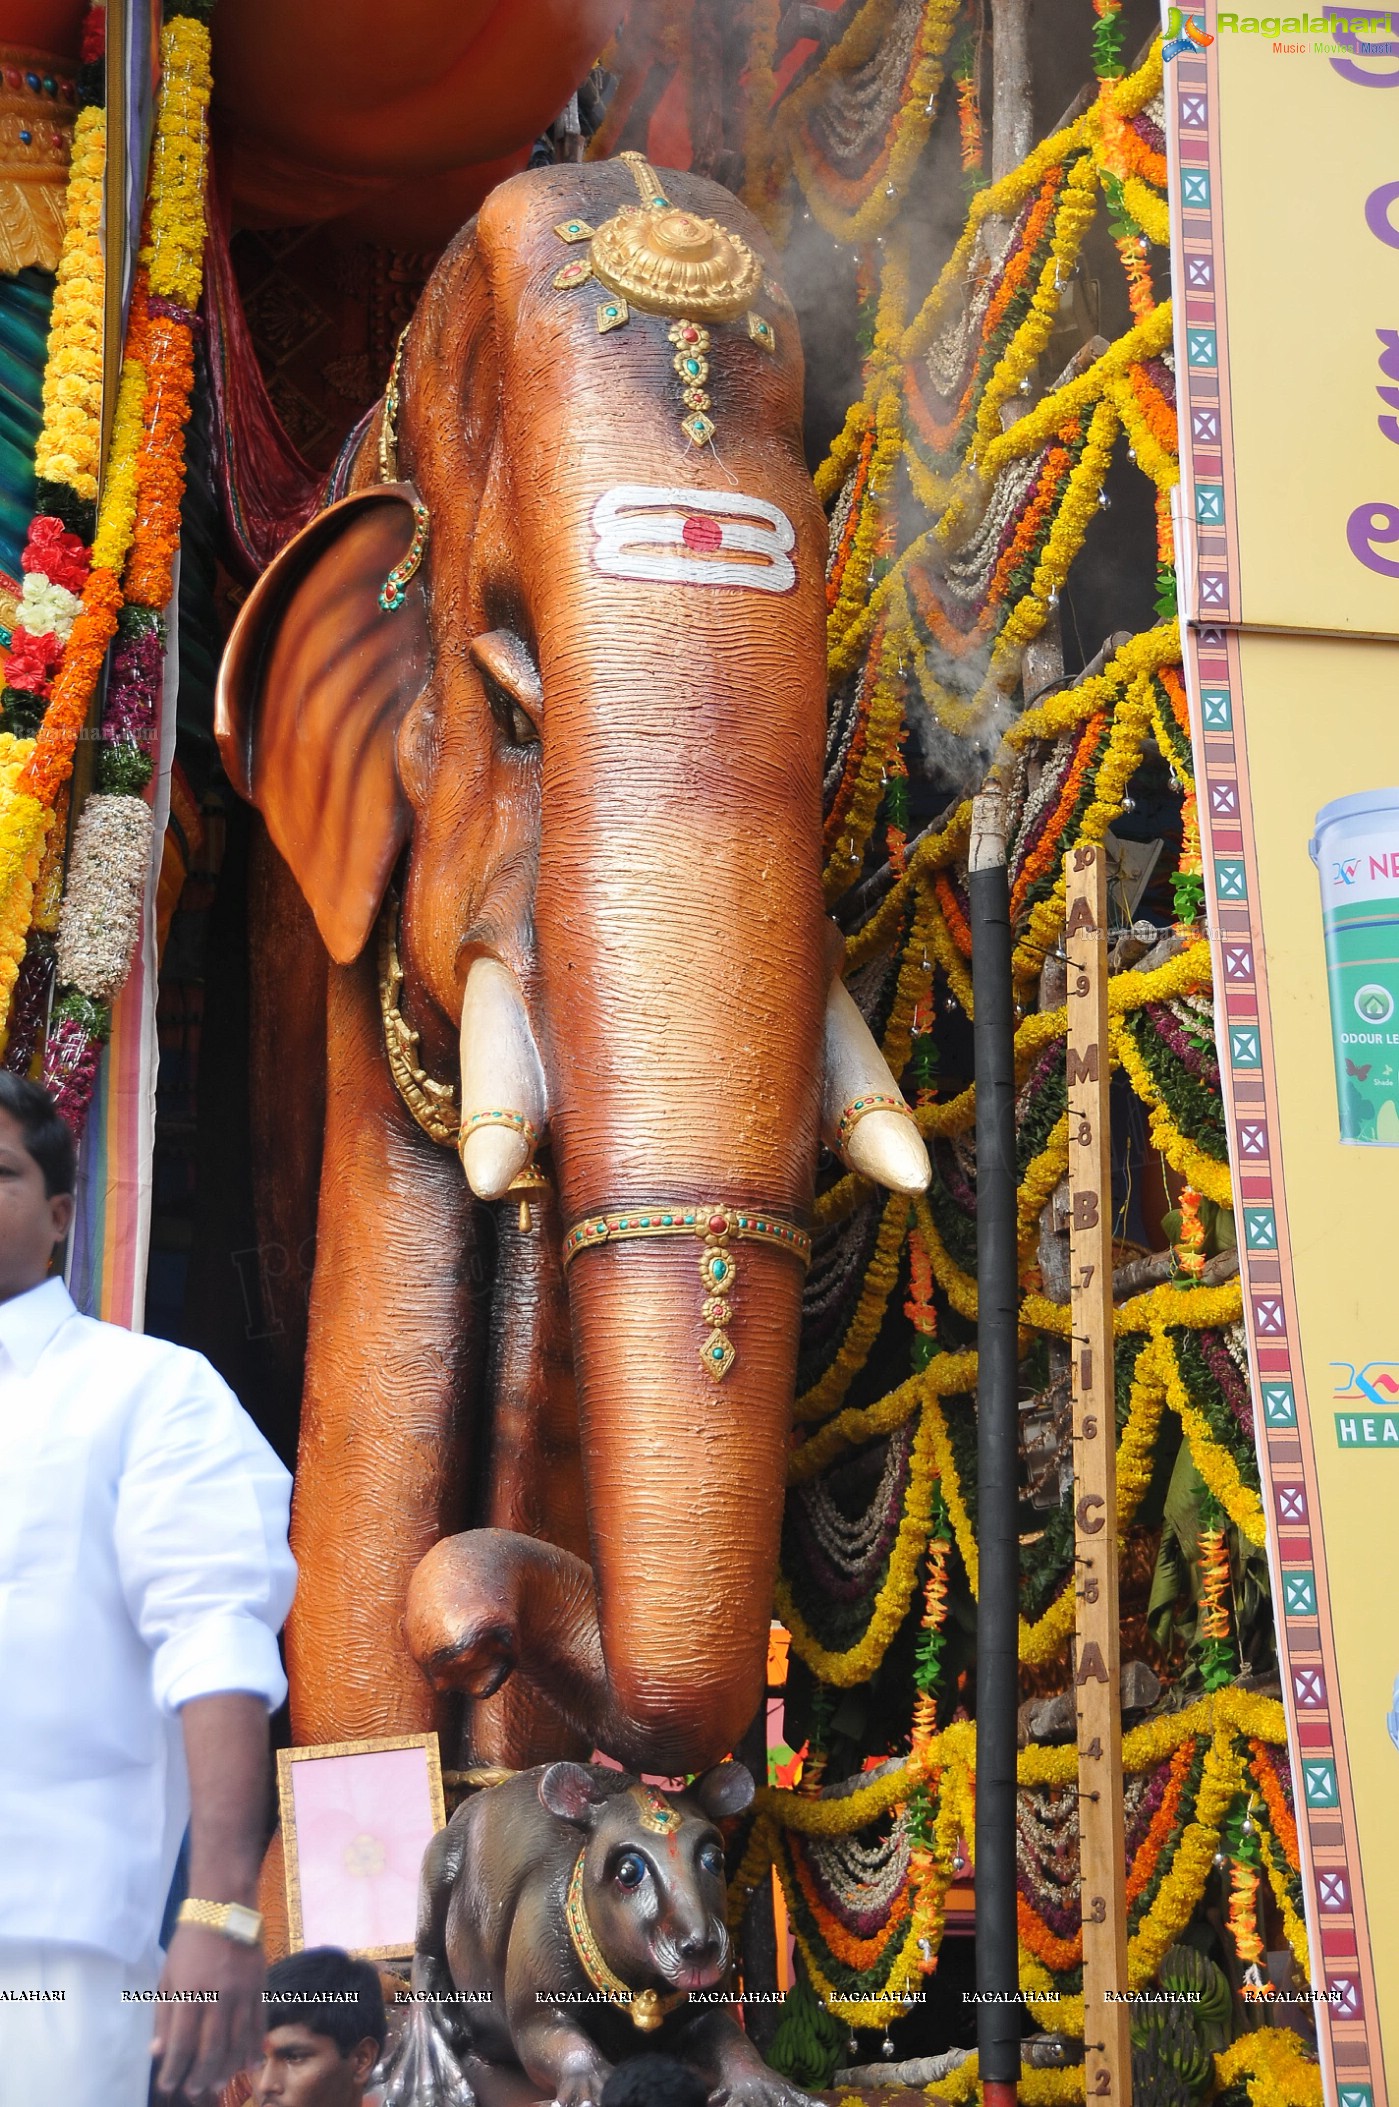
[778,1396,940,1685]
[145,14,215,309]
[1015,669,1157,975]
[1257,1821,1311,1984]
[989,397,1121,682]
[752,1690,1288,1842]
[978,301,1174,485]
[1017,1114,1068,1258]
[1121,173,1170,249]
[1106,368,1178,495]
[0,741,50,1039]
[1156,1326,1267,1547]
[89,354,148,574]
[1213,2020,1324,2107]
[1110,1014,1234,1208]
[788,1352,979,1481]
[785,0,963,246]
[795,1188,910,1422]
[34,103,105,501]
[969,152,1104,466]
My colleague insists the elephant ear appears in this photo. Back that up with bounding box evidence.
[215,484,431,964]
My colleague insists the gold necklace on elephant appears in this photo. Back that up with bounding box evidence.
[376,898,552,1230]
[564,1851,688,2033]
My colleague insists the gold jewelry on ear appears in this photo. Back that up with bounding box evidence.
[379,501,430,612]
[378,325,411,482]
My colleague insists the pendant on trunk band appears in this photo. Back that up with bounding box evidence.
[699,1230,738,1380]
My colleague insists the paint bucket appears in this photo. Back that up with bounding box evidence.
[1309,790,1399,1145]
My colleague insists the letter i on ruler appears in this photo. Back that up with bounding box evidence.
[1064,846,1132,2105]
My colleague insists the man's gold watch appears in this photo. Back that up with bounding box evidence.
[176,1898,264,1947]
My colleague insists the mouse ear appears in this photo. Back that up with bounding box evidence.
[691,1760,755,1821]
[539,1762,620,1826]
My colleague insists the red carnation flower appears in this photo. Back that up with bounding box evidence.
[80,9,106,63]
[23,515,90,595]
[5,623,64,695]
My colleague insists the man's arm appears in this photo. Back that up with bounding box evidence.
[151,1692,272,2099]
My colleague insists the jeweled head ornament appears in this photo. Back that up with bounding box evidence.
[589,156,761,322]
[550,154,776,447]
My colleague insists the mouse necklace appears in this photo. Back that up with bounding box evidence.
[565,1851,688,2032]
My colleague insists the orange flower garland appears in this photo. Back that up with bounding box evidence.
[1248,1742,1299,1866]
[1128,362,1177,458]
[905,167,1065,456]
[17,567,124,805]
[1227,1860,1265,1969]
[827,423,877,614]
[956,71,982,177]
[1115,230,1155,323]
[123,306,196,607]
[1198,1526,1232,1643]
[787,1833,911,1969]
[1009,712,1106,919]
[1174,1186,1207,1279]
[905,431,1079,661]
[934,871,972,956]
[1126,1739,1194,1906]
[1017,1893,1081,1973]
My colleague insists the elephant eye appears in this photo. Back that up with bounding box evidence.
[614,1852,647,1890]
[472,628,542,750]
[698,1841,724,1878]
[480,669,539,750]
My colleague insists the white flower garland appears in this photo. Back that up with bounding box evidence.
[55,793,154,1000]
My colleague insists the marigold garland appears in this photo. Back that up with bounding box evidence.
[33,102,105,503]
[1158,1326,1267,1547]
[7,3,216,1109]
[777,1397,939,1685]
[783,0,965,246]
[1213,2029,1323,2107]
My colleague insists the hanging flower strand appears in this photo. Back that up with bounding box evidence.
[40,0,215,1133]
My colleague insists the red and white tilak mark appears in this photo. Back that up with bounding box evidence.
[590,485,797,594]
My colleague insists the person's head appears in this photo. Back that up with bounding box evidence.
[0,1074,74,1299]
[250,1948,386,2107]
[599,2054,710,2107]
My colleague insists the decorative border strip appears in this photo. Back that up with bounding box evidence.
[1166,40,1385,2106]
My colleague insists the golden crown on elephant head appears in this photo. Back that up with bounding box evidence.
[588,154,762,322]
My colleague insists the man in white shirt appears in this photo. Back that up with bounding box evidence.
[0,1071,298,2104]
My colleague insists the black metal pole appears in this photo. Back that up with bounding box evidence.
[969,788,1021,2106]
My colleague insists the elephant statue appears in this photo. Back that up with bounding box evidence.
[216,152,929,1775]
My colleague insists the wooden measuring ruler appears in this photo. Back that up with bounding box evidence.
[1064,845,1132,2106]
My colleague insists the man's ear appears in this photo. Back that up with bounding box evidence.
[49,1192,74,1249]
[351,2035,381,2083]
[539,1762,625,1827]
[215,485,431,965]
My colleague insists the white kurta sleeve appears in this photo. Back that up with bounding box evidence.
[113,1348,297,1714]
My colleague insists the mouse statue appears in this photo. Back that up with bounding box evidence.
[381,1760,814,2107]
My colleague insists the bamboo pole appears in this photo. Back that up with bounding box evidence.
[1065,844,1132,2107]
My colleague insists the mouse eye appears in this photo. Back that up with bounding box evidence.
[698,1841,724,1878]
[615,1853,647,1890]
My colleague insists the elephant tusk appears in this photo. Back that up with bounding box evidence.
[821,976,931,1195]
[458,958,548,1201]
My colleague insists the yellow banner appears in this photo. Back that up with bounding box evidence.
[1168,8,1399,2095]
[1172,5,1399,635]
